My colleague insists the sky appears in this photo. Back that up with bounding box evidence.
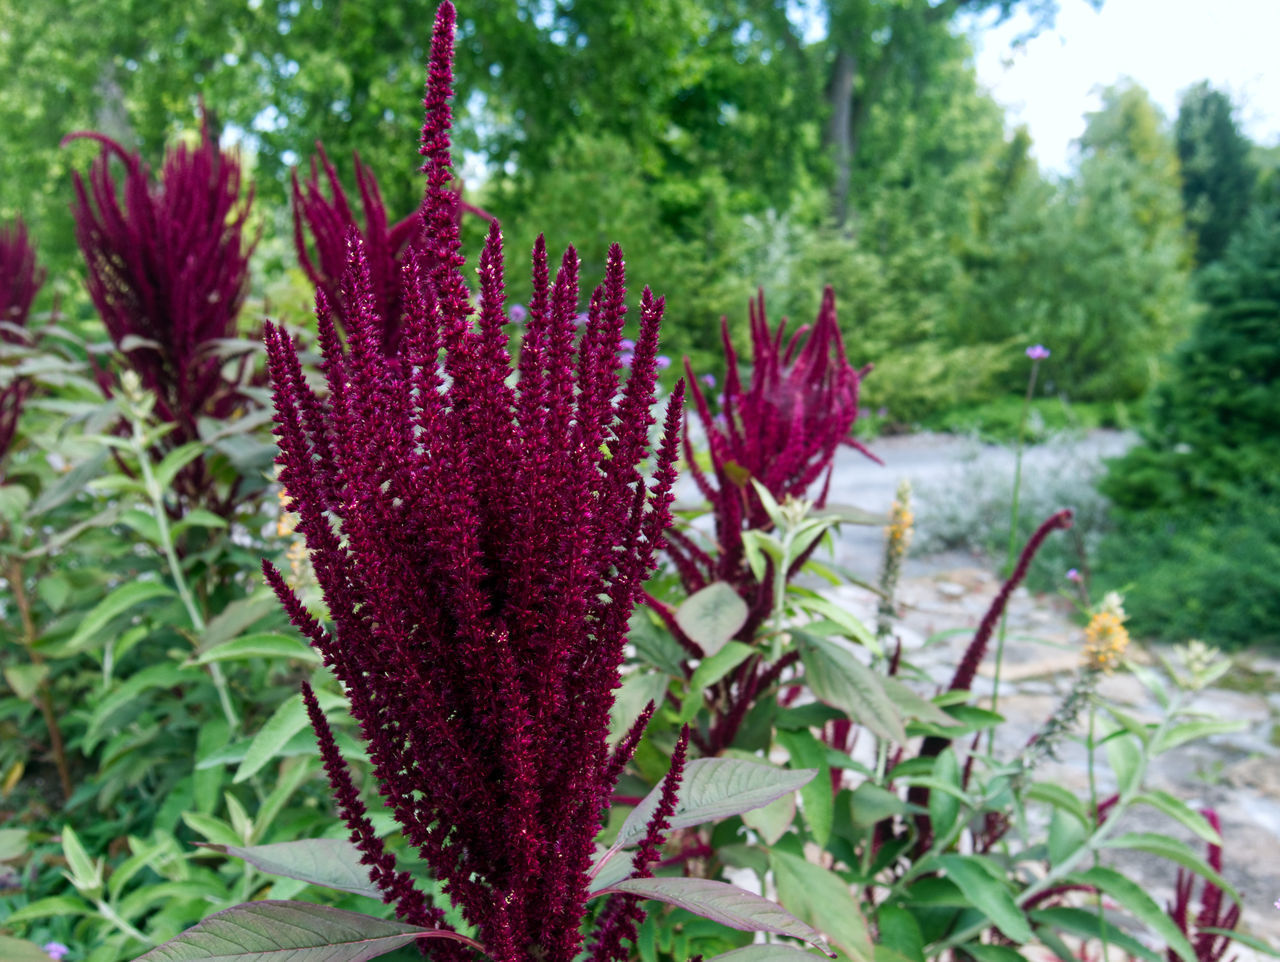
[968,0,1280,174]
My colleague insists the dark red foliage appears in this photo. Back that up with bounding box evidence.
[65,120,258,513]
[1166,809,1241,962]
[292,142,491,355]
[0,217,45,465]
[263,6,682,961]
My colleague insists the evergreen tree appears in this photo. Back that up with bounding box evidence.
[1175,81,1257,268]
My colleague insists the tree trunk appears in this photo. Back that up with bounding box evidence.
[828,47,856,227]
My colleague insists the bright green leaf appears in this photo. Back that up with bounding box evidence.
[62,580,177,655]
[771,850,872,962]
[797,632,905,744]
[1069,866,1198,962]
[936,854,1032,944]
[676,582,749,656]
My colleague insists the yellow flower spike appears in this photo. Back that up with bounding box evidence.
[1083,609,1130,673]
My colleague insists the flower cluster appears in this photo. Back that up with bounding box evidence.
[669,287,876,635]
[65,121,259,514]
[1083,592,1130,673]
[292,142,489,355]
[0,217,45,468]
[264,6,682,961]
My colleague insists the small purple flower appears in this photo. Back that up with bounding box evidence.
[509,303,528,324]
[619,350,635,368]
[574,311,590,328]
[43,943,70,962]
[1026,344,1050,360]
[620,338,636,352]
[699,373,716,389]
[877,406,888,418]
[1066,568,1082,583]
[655,355,671,370]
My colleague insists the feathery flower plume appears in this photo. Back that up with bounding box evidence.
[0,217,45,468]
[264,5,683,961]
[292,142,491,355]
[1166,809,1240,962]
[64,121,258,514]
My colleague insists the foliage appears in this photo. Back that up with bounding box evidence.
[1175,82,1257,269]
[922,397,1131,444]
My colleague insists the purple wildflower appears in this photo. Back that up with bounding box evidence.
[64,121,258,516]
[292,142,491,355]
[1026,344,1050,360]
[575,310,590,327]
[509,303,528,324]
[0,217,45,468]
[263,5,683,961]
[620,338,636,352]
[655,354,671,370]
[1066,567,1082,583]
[43,943,70,962]
[699,373,716,389]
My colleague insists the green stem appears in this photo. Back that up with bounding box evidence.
[132,419,239,731]
[95,897,153,945]
[1088,701,1110,962]
[989,360,1040,742]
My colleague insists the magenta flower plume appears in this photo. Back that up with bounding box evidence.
[64,121,259,514]
[263,6,682,962]
[672,287,877,627]
[292,142,491,355]
[0,217,45,467]
[1166,809,1241,962]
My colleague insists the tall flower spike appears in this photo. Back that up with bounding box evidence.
[292,142,491,355]
[1166,809,1240,962]
[0,217,45,470]
[264,5,683,961]
[64,121,259,516]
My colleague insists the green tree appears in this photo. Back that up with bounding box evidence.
[1175,81,1257,268]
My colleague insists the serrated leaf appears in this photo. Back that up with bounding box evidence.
[771,850,872,962]
[936,855,1032,943]
[63,580,176,655]
[235,693,311,783]
[1069,866,1197,962]
[675,582,749,657]
[1131,791,1222,845]
[202,839,381,899]
[133,900,473,962]
[0,935,63,962]
[797,633,905,744]
[195,633,321,665]
[613,759,816,852]
[1099,832,1237,899]
[609,877,831,955]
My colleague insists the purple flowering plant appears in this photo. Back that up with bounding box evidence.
[65,121,262,518]
[0,217,46,472]
[132,5,826,962]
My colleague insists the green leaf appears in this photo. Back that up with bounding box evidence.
[848,782,913,829]
[927,749,962,843]
[1099,832,1237,899]
[3,662,48,701]
[675,582,749,657]
[959,945,1029,962]
[682,642,755,723]
[771,850,872,962]
[608,877,832,955]
[61,824,102,896]
[1198,927,1280,957]
[235,694,312,783]
[1025,782,1089,825]
[202,839,381,899]
[119,506,163,544]
[1047,808,1087,867]
[614,759,816,851]
[880,678,959,727]
[936,854,1032,943]
[0,827,27,861]
[62,580,177,655]
[741,790,796,845]
[1028,907,1161,962]
[0,935,65,962]
[132,900,474,962]
[609,670,667,745]
[629,609,687,676]
[183,811,243,848]
[36,572,71,612]
[85,664,194,751]
[198,593,281,653]
[172,509,230,537]
[3,895,92,924]
[703,947,826,962]
[797,632,906,744]
[1068,866,1197,962]
[154,440,208,492]
[777,728,833,847]
[194,633,321,665]
[0,483,32,523]
[876,904,924,962]
[793,596,877,653]
[1131,790,1222,844]
[28,449,109,516]
[1151,718,1247,754]
[1103,730,1143,796]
